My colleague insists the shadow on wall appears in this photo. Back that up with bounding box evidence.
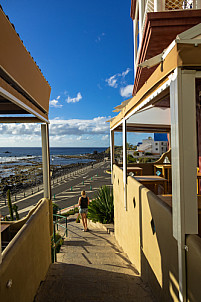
[138,187,179,301]
[113,155,201,301]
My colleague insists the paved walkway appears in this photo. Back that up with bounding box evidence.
[34,218,155,302]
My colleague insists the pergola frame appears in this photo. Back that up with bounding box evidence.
[0,97,51,266]
[0,7,51,264]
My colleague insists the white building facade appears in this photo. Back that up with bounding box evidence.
[137,136,168,156]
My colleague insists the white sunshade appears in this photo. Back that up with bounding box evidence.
[125,106,171,132]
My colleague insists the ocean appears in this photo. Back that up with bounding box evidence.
[0,147,107,178]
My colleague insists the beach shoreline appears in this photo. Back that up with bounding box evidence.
[0,151,106,197]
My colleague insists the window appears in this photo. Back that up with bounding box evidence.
[156,148,158,151]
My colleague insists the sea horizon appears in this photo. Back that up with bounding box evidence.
[0,146,107,167]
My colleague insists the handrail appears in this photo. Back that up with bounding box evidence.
[52,213,68,263]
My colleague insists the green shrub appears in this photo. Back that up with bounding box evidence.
[51,232,64,262]
[127,154,137,163]
[139,157,151,163]
[13,204,19,220]
[88,185,114,224]
[62,207,79,217]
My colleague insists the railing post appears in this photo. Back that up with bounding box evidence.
[65,217,67,237]
[53,223,57,262]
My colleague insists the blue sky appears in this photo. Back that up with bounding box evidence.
[0,0,152,147]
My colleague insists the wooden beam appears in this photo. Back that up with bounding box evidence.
[0,117,42,123]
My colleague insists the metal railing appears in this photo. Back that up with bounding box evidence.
[52,213,68,263]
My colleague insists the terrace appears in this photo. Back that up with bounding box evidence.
[110,24,201,301]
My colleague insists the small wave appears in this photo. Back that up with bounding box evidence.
[0,155,37,164]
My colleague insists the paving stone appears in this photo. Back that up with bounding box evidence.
[34,217,156,302]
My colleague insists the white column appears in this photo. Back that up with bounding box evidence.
[110,129,114,184]
[154,0,165,11]
[123,119,127,211]
[41,123,51,199]
[170,68,198,302]
[133,20,137,77]
[139,0,145,44]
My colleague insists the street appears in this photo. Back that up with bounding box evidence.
[0,161,111,218]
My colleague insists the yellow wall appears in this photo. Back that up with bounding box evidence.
[113,164,179,301]
[0,199,51,302]
[0,9,51,113]
[113,164,201,300]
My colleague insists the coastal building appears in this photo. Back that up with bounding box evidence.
[110,1,201,301]
[136,135,168,156]
[0,7,52,302]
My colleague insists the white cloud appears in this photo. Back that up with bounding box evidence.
[50,99,63,108]
[49,116,109,136]
[0,116,111,147]
[105,75,118,88]
[97,83,103,90]
[120,85,133,98]
[105,68,131,88]
[122,68,131,78]
[50,95,63,108]
[96,32,105,43]
[66,92,82,104]
[0,116,109,136]
[101,135,109,141]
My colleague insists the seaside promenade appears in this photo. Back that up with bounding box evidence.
[0,160,111,218]
[34,216,155,302]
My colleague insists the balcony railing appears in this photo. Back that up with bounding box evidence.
[166,0,193,10]
[135,0,200,71]
[144,0,196,13]
[142,0,196,35]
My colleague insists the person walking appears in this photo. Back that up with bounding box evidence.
[78,190,89,232]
